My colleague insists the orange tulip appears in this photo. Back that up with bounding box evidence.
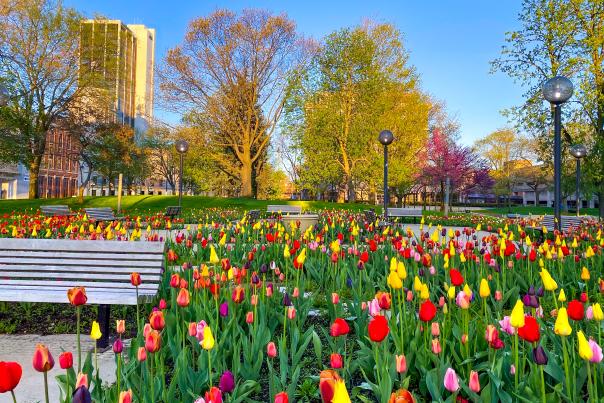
[116,320,126,335]
[319,369,340,403]
[177,288,190,307]
[32,344,54,372]
[75,372,88,389]
[67,287,87,306]
[389,389,416,403]
[145,330,161,353]
[130,272,142,287]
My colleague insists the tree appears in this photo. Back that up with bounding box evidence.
[159,9,309,197]
[284,22,429,202]
[473,129,532,208]
[0,0,84,198]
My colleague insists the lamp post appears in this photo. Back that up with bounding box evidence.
[543,76,573,231]
[378,130,394,218]
[175,139,189,207]
[569,144,587,217]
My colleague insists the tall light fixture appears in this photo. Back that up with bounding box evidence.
[378,130,394,219]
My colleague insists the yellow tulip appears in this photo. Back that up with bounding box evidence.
[554,307,572,336]
[90,321,102,340]
[479,279,490,298]
[592,303,604,321]
[332,379,351,403]
[447,286,456,300]
[201,326,215,350]
[396,261,407,280]
[209,246,219,264]
[525,235,532,246]
[463,284,472,298]
[420,284,430,300]
[387,271,403,289]
[539,268,558,291]
[586,246,595,258]
[389,257,397,272]
[218,233,226,246]
[413,276,422,292]
[577,331,593,361]
[558,289,566,302]
[580,267,590,281]
[510,299,525,328]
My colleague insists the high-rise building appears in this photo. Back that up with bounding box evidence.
[79,19,155,132]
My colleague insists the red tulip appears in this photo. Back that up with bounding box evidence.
[330,318,350,337]
[169,274,180,288]
[205,386,222,403]
[517,315,540,343]
[360,250,369,263]
[0,361,22,393]
[274,392,289,403]
[376,291,391,309]
[368,315,389,342]
[232,286,245,303]
[67,287,87,306]
[267,342,277,358]
[567,300,585,321]
[449,269,464,286]
[330,353,343,369]
[59,351,73,369]
[149,310,165,330]
[145,330,161,353]
[419,300,437,322]
[32,344,54,372]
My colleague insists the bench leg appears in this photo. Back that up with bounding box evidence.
[97,304,111,349]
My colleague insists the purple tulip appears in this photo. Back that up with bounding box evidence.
[532,345,548,365]
[113,338,123,354]
[72,386,92,403]
[219,370,235,393]
[219,302,229,317]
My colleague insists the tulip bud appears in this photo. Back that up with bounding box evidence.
[72,385,91,403]
[75,372,88,389]
[431,339,442,354]
[32,344,54,372]
[431,322,440,337]
[292,287,300,298]
[251,294,258,306]
[188,322,198,337]
[469,370,481,392]
[395,354,407,373]
[159,299,167,310]
[219,370,235,393]
[330,353,343,369]
[118,390,133,403]
[267,341,277,358]
[116,320,125,335]
[137,347,147,362]
[59,351,73,369]
[177,288,190,307]
[532,345,548,365]
[130,272,142,287]
[332,293,339,304]
[287,306,296,320]
[246,311,254,324]
[113,338,123,354]
[461,334,468,345]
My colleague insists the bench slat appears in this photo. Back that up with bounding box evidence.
[0,238,166,253]
[0,271,161,282]
[2,251,164,261]
[0,279,159,291]
[0,264,162,275]
[0,288,152,304]
[0,257,163,267]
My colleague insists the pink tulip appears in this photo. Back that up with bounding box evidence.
[589,339,603,363]
[510,364,516,375]
[499,316,515,335]
[495,291,502,301]
[586,306,594,320]
[395,354,407,373]
[443,368,459,392]
[431,339,442,354]
[406,290,414,302]
[431,322,440,337]
[368,299,380,316]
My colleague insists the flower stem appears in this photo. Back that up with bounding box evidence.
[208,350,212,390]
[43,371,49,403]
[539,364,546,403]
[561,336,572,400]
[76,306,81,373]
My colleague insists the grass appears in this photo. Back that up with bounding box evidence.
[0,195,380,214]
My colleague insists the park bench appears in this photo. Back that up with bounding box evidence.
[387,207,423,223]
[0,238,166,347]
[163,206,182,220]
[506,213,524,219]
[84,207,123,222]
[40,205,74,217]
[538,215,583,233]
[267,205,302,215]
[231,209,261,225]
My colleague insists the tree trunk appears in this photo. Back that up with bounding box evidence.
[28,156,42,199]
[240,160,253,198]
[347,177,355,203]
[535,190,540,206]
[440,181,445,212]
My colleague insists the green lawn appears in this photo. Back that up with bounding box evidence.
[477,205,600,217]
[0,195,381,214]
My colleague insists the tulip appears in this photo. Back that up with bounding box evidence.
[246,311,254,324]
[479,279,490,298]
[330,318,350,337]
[118,390,133,403]
[137,347,147,362]
[532,345,548,365]
[201,326,215,350]
[189,322,198,337]
[67,287,87,306]
[59,352,73,369]
[145,330,161,353]
[418,300,436,322]
[431,339,442,354]
[443,368,459,392]
[90,321,102,340]
[149,310,165,330]
[159,299,168,309]
[0,361,22,399]
[395,354,407,373]
[232,286,245,303]
[274,392,289,403]
[469,370,480,392]
[205,386,222,403]
[388,271,403,289]
[330,353,343,369]
[539,268,558,291]
[431,322,440,337]
[113,338,124,354]
[219,302,229,317]
[518,315,540,343]
[567,300,584,321]
[33,344,54,403]
[219,370,235,393]
[376,291,392,309]
[589,339,603,363]
[75,372,88,389]
[287,306,296,320]
[554,307,572,336]
[592,303,604,321]
[367,315,389,342]
[389,389,416,403]
[177,288,190,307]
[72,386,92,403]
[115,319,126,335]
[267,341,277,358]
[130,272,141,286]
[577,331,593,361]
[510,300,525,328]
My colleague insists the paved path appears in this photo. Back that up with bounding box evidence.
[0,334,117,403]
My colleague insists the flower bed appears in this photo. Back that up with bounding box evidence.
[0,209,603,402]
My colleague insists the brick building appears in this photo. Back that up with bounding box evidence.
[38,129,80,198]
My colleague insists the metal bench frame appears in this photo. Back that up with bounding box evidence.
[387,207,423,223]
[84,207,124,222]
[40,205,74,217]
[0,238,165,347]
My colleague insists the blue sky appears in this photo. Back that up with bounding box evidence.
[64,0,525,145]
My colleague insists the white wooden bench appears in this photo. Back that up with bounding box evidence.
[0,238,165,347]
[539,215,583,233]
[84,207,123,222]
[387,207,423,223]
[267,205,302,215]
[40,205,74,217]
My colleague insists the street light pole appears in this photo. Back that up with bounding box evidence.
[378,130,394,219]
[570,144,587,217]
[174,139,189,208]
[543,76,573,232]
